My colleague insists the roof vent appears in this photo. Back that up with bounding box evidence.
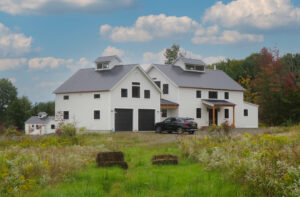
[38,112,48,119]
[94,55,122,71]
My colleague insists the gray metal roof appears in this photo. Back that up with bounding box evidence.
[161,99,179,106]
[178,57,206,66]
[152,64,244,91]
[94,55,121,63]
[25,116,54,124]
[54,64,137,94]
[202,99,235,106]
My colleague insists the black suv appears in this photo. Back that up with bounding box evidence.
[155,117,197,134]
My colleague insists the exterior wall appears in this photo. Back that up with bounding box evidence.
[25,120,56,135]
[239,102,259,128]
[55,91,111,131]
[110,68,161,131]
[147,66,179,103]
[177,88,245,128]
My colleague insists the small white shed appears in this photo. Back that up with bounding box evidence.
[25,112,57,135]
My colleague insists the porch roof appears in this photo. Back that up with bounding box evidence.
[161,99,179,106]
[202,99,235,107]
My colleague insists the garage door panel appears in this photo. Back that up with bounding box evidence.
[115,109,133,131]
[139,109,155,131]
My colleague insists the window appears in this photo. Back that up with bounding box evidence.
[162,109,167,117]
[132,86,140,98]
[163,84,169,94]
[63,111,69,120]
[154,81,161,88]
[144,90,150,98]
[31,125,34,128]
[121,89,127,97]
[195,66,205,71]
[196,108,201,118]
[132,82,140,85]
[185,64,204,71]
[94,94,100,99]
[94,110,100,119]
[196,90,201,98]
[209,91,218,99]
[63,95,69,100]
[51,124,55,129]
[224,92,229,99]
[97,62,109,69]
[244,109,248,116]
[225,109,229,118]
[36,125,40,129]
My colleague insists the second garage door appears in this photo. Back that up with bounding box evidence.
[115,109,133,131]
[138,109,155,131]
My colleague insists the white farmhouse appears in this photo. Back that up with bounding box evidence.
[25,112,57,135]
[147,57,258,128]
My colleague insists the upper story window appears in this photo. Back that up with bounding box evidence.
[209,91,218,99]
[163,84,169,94]
[63,111,69,120]
[154,81,161,89]
[121,89,127,98]
[196,90,201,98]
[94,110,100,120]
[224,92,229,99]
[185,64,205,71]
[94,94,100,99]
[144,90,150,99]
[244,109,248,116]
[96,62,109,70]
[63,95,69,100]
[132,82,140,98]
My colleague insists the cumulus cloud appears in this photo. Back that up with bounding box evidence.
[0,23,34,57]
[0,58,27,71]
[28,57,90,71]
[8,78,16,84]
[0,0,138,15]
[100,14,200,42]
[36,81,62,88]
[192,30,264,45]
[102,46,125,57]
[202,0,300,29]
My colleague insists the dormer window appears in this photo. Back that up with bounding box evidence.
[95,55,122,71]
[97,62,109,70]
[185,64,205,72]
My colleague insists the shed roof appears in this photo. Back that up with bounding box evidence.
[151,64,244,91]
[54,64,137,94]
[25,116,54,124]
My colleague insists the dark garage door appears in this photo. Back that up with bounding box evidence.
[138,109,155,131]
[115,109,133,131]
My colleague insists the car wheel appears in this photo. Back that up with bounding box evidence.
[155,126,162,133]
[177,127,184,134]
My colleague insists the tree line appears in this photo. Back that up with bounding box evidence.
[0,79,54,130]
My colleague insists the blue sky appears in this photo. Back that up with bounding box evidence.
[0,0,300,102]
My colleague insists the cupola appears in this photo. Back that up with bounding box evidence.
[173,57,206,72]
[94,55,122,71]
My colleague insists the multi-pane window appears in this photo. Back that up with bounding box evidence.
[144,90,150,98]
[121,89,127,97]
[209,91,218,99]
[224,92,229,99]
[244,109,248,116]
[163,84,169,94]
[132,82,140,98]
[97,62,109,69]
[161,109,167,117]
[185,64,204,71]
[94,110,100,119]
[94,94,100,99]
[225,109,229,118]
[63,95,69,100]
[196,90,201,98]
[63,111,69,120]
[154,81,161,88]
[196,108,201,118]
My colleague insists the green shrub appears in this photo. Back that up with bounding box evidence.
[4,127,23,137]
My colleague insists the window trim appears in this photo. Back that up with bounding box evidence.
[144,90,150,99]
[94,94,100,99]
[196,90,201,98]
[51,124,55,129]
[163,84,169,94]
[161,109,167,117]
[196,108,201,118]
[121,88,128,98]
[63,95,69,100]
[63,111,69,120]
[94,110,100,120]
[208,91,218,99]
[132,86,140,98]
[224,92,229,99]
[244,109,248,117]
[225,109,229,119]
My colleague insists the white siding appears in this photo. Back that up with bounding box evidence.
[240,102,259,128]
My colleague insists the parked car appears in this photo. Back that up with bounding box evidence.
[155,117,197,134]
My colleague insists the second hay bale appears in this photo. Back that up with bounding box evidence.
[151,154,178,165]
[96,151,128,169]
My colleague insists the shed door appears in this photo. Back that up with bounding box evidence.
[138,109,155,131]
[115,109,133,131]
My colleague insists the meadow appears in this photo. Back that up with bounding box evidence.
[0,125,299,197]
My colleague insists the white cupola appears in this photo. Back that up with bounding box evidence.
[173,57,206,72]
[94,55,122,71]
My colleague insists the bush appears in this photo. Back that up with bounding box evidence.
[4,127,23,137]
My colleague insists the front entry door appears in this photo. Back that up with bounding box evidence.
[208,108,218,125]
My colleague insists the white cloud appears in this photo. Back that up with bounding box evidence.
[192,30,264,44]
[0,23,34,57]
[28,57,91,71]
[0,58,27,71]
[36,81,62,88]
[0,0,138,15]
[203,56,227,65]
[100,14,200,42]
[8,78,16,84]
[203,0,300,29]
[102,46,125,57]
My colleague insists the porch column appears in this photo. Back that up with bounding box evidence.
[212,105,215,125]
[232,105,235,127]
